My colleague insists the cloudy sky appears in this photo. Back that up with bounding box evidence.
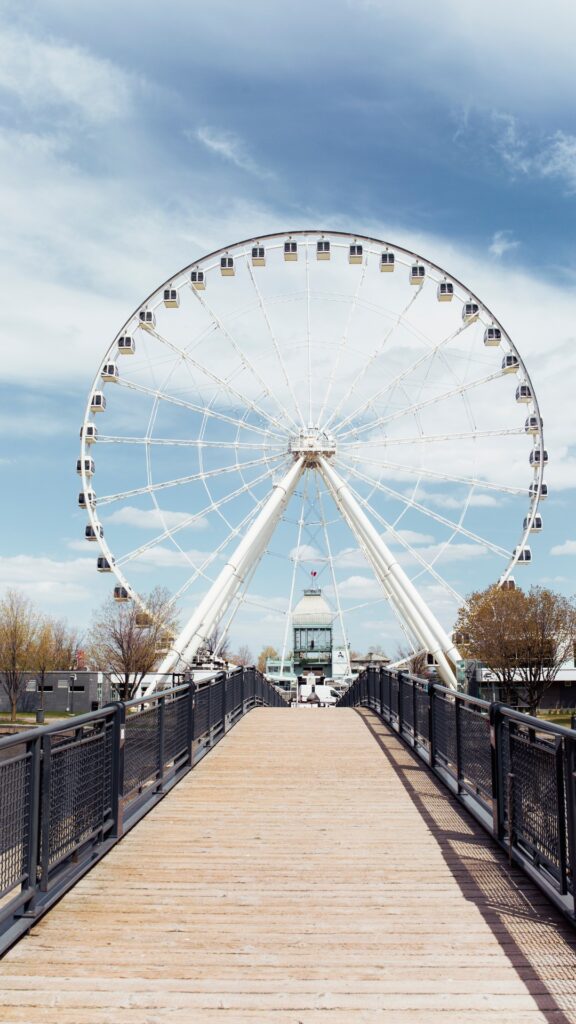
[1,0,575,658]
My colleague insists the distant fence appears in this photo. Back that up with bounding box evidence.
[339,667,576,925]
[0,668,286,956]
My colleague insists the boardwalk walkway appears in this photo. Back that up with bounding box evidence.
[1,707,576,1022]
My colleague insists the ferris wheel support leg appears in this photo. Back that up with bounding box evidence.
[318,458,461,689]
[143,458,305,693]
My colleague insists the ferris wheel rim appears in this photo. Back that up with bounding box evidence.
[80,228,546,633]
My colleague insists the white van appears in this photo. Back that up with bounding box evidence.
[298,680,339,706]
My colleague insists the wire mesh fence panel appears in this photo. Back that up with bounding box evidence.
[508,728,566,886]
[163,695,189,767]
[45,727,112,869]
[0,753,31,898]
[390,675,399,722]
[415,686,430,745]
[458,703,492,803]
[211,678,225,729]
[232,672,242,712]
[123,705,160,796]
[194,687,209,739]
[400,678,414,735]
[433,693,457,771]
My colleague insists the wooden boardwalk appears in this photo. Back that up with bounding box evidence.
[1,707,576,1023]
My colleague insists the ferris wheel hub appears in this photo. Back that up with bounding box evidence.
[289,427,337,464]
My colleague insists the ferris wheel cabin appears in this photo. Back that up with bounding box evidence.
[96,557,113,572]
[501,354,520,373]
[190,270,205,290]
[101,363,119,383]
[118,335,135,355]
[76,458,94,477]
[252,246,266,266]
[380,250,395,271]
[85,524,103,541]
[284,240,298,261]
[349,243,363,264]
[90,391,106,413]
[410,264,425,285]
[523,514,543,532]
[529,480,548,500]
[78,490,96,509]
[113,586,130,602]
[79,424,98,444]
[139,309,156,329]
[516,383,532,403]
[220,256,235,276]
[317,239,330,260]
[463,302,479,323]
[163,287,180,308]
[484,326,502,346]
[437,281,454,301]
[530,448,549,468]
[514,546,532,563]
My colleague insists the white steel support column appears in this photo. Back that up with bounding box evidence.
[318,458,461,688]
[143,458,304,692]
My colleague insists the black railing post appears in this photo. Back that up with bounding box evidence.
[565,735,576,916]
[555,740,569,896]
[412,679,417,747]
[20,734,41,915]
[428,681,436,768]
[207,679,212,742]
[158,694,166,791]
[186,681,195,766]
[241,668,246,713]
[489,702,504,841]
[397,671,404,734]
[111,701,125,838]
[379,668,384,717]
[454,694,462,794]
[39,735,52,893]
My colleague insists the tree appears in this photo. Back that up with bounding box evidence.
[455,585,576,711]
[394,644,428,677]
[232,644,253,667]
[87,587,179,700]
[202,623,231,661]
[515,587,576,713]
[0,590,40,721]
[33,617,81,709]
[257,645,278,673]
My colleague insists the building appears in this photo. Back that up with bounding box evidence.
[265,586,352,691]
[0,670,114,716]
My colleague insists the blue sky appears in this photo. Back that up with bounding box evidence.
[1,0,576,658]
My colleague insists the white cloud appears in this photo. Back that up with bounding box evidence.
[386,529,435,546]
[489,230,520,258]
[288,543,322,562]
[536,131,576,193]
[133,544,214,569]
[0,554,94,607]
[194,126,272,179]
[105,506,208,531]
[550,540,576,556]
[0,27,135,122]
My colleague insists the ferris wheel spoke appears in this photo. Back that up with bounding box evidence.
[318,262,367,428]
[113,378,288,441]
[336,368,506,442]
[169,492,279,604]
[336,457,510,557]
[96,434,286,451]
[246,259,305,430]
[337,451,526,495]
[146,324,292,435]
[190,286,299,432]
[99,455,285,510]
[324,283,429,433]
[113,464,285,568]
[340,426,525,448]
[337,473,464,604]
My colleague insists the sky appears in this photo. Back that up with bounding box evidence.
[1,0,576,660]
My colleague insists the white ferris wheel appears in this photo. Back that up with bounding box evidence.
[78,230,546,689]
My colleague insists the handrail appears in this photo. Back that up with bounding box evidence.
[339,667,576,925]
[0,667,287,957]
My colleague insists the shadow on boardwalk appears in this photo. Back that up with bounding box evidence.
[359,709,576,1024]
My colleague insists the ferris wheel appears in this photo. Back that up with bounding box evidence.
[78,230,546,689]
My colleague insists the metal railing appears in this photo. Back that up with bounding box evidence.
[0,667,286,956]
[339,667,576,925]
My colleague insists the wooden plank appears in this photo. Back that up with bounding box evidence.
[0,708,575,1023]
